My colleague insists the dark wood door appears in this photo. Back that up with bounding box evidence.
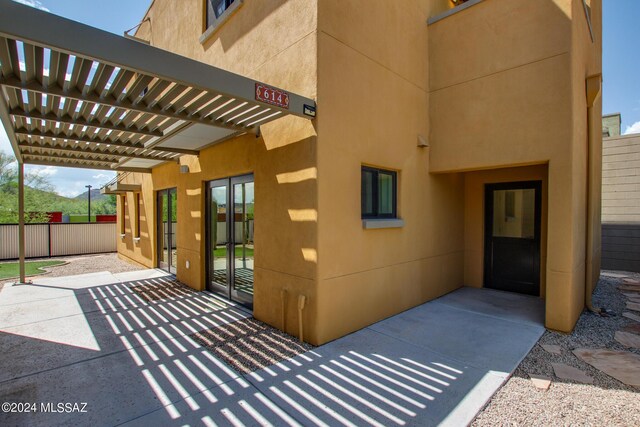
[484,181,541,296]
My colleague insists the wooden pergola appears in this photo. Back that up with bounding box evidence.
[0,0,316,282]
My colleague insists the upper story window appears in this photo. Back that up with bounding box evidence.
[201,0,243,43]
[362,166,398,219]
[207,0,235,26]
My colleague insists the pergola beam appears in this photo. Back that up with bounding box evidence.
[17,141,172,162]
[23,151,120,163]
[9,106,163,137]
[23,158,151,173]
[14,128,198,156]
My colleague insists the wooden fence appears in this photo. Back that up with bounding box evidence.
[0,223,117,260]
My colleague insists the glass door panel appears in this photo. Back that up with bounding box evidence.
[170,188,178,272]
[206,174,254,309]
[209,183,228,290]
[232,181,254,299]
[157,188,177,274]
[158,191,170,271]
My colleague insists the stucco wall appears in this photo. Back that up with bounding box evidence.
[313,0,464,344]
[428,0,601,332]
[116,0,601,343]
[119,0,321,342]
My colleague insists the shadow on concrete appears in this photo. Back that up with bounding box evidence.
[1,274,544,426]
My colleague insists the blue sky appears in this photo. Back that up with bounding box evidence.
[603,0,640,134]
[1,0,639,196]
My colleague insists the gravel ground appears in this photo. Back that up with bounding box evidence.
[0,253,143,285]
[473,272,640,426]
[191,317,315,374]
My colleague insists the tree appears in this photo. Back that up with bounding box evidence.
[0,152,57,223]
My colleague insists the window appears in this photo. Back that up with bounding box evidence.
[207,0,235,26]
[134,193,141,239]
[119,195,126,235]
[361,166,397,219]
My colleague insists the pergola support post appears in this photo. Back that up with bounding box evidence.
[18,161,26,284]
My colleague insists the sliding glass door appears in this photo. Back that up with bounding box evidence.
[206,174,254,308]
[157,188,177,274]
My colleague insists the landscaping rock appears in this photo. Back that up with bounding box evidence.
[540,344,562,355]
[623,312,640,322]
[573,348,640,388]
[622,323,640,334]
[627,302,640,312]
[551,363,593,384]
[622,278,640,285]
[529,374,551,390]
[615,331,640,349]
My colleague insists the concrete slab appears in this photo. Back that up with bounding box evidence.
[369,300,544,375]
[0,279,544,426]
[247,328,505,427]
[434,287,545,327]
[0,341,244,427]
[119,380,302,427]
[113,269,171,283]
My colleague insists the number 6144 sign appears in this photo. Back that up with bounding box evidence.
[255,83,290,109]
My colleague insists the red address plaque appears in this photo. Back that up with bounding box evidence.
[255,83,290,109]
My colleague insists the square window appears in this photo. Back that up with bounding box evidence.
[206,0,235,28]
[361,166,397,219]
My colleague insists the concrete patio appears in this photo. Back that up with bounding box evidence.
[0,270,544,426]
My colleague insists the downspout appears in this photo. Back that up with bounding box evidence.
[585,74,602,313]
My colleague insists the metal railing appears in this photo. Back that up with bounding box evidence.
[0,222,117,260]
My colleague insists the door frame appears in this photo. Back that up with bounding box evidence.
[157,187,177,274]
[483,180,542,295]
[205,173,254,309]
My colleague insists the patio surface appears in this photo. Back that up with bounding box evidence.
[0,270,544,426]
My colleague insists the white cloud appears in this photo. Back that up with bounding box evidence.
[624,121,640,135]
[12,0,49,12]
[92,173,114,181]
[28,165,58,177]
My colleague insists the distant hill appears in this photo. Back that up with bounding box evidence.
[74,188,108,201]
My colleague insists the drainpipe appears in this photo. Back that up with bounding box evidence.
[280,289,287,331]
[585,74,602,313]
[297,295,306,342]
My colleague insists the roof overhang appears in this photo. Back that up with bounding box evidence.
[101,182,141,194]
[0,0,316,172]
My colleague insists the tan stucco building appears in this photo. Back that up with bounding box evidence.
[111,0,603,345]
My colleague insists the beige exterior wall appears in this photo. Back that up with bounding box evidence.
[428,0,601,332]
[602,134,640,222]
[601,133,640,272]
[116,0,601,344]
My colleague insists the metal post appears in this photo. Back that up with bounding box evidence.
[18,161,25,283]
[86,184,92,222]
[242,183,246,268]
